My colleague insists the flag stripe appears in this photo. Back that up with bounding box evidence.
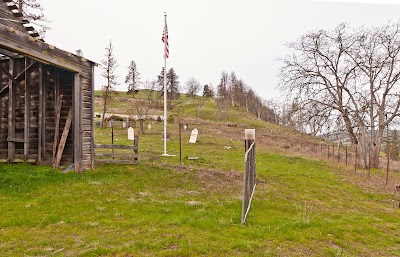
[162,21,169,58]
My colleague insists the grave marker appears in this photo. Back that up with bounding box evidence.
[128,127,135,141]
[189,128,198,143]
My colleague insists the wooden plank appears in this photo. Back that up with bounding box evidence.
[14,61,37,83]
[0,48,18,57]
[7,137,25,143]
[12,11,23,18]
[0,22,95,73]
[24,58,30,161]
[53,107,72,169]
[73,73,82,172]
[28,32,39,37]
[7,58,14,163]
[95,160,137,165]
[95,144,137,150]
[95,153,137,158]
[38,63,43,164]
[90,64,94,170]
[23,26,35,32]
[0,84,8,95]
[0,63,19,85]
[52,69,60,165]
[41,64,46,162]
[6,5,18,10]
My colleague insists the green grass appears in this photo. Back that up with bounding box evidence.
[0,151,399,256]
[1,92,399,256]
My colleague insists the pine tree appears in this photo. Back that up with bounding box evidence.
[202,84,214,98]
[156,67,180,100]
[166,68,180,100]
[217,71,228,99]
[125,61,140,98]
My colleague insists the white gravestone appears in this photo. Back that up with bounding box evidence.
[128,127,135,140]
[189,128,198,143]
[148,124,152,130]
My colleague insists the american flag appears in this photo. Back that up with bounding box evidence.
[162,18,169,58]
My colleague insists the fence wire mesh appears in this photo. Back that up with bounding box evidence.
[241,142,256,224]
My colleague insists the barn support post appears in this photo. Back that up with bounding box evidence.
[41,65,46,162]
[52,69,61,166]
[38,63,43,164]
[24,57,30,161]
[7,58,15,163]
[90,65,95,170]
[74,73,82,172]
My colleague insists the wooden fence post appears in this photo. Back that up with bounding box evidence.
[134,135,139,164]
[179,123,182,166]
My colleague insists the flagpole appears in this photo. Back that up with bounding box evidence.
[163,12,168,156]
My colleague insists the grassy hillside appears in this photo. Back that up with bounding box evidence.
[0,92,399,256]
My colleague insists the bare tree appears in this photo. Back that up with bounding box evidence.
[143,80,157,108]
[279,24,366,164]
[125,60,141,98]
[185,77,201,100]
[101,40,118,128]
[14,0,50,37]
[280,22,400,169]
[134,99,149,134]
[350,23,400,168]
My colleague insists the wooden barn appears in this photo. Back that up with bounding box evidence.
[0,0,96,172]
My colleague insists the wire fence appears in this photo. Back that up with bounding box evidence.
[241,142,256,224]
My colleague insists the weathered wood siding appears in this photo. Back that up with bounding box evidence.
[0,2,95,170]
[0,60,94,168]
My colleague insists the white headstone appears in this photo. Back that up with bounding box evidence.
[122,122,126,128]
[189,128,198,143]
[128,127,135,140]
[148,124,152,130]
[183,124,187,130]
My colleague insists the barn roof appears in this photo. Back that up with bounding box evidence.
[0,0,97,73]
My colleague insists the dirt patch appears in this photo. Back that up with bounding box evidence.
[170,165,242,195]
[195,168,242,193]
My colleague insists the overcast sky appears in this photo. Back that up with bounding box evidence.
[39,0,400,100]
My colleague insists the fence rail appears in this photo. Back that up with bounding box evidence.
[242,142,256,224]
[94,136,138,165]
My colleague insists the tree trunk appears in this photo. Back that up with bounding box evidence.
[18,0,23,12]
[140,119,144,134]
[101,95,107,129]
[359,125,369,170]
[132,79,135,99]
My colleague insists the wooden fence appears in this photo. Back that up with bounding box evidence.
[241,142,256,224]
[94,136,138,165]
